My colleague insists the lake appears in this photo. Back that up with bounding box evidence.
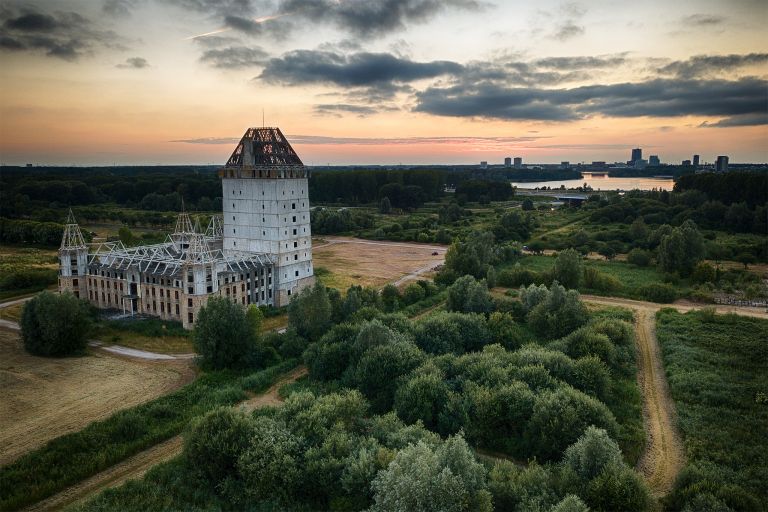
[511,175,675,191]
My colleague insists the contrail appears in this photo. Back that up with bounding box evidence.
[184,12,292,40]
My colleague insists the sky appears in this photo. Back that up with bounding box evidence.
[0,0,766,166]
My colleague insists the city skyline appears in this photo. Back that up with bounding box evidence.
[0,0,766,165]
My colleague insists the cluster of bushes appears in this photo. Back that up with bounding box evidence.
[455,179,514,203]
[437,230,522,284]
[311,207,375,234]
[0,268,57,294]
[303,278,643,461]
[656,310,768,511]
[77,393,648,512]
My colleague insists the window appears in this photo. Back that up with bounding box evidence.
[73,279,78,286]
[292,216,296,222]
[188,299,193,307]
[188,312,193,323]
[292,203,296,209]
[293,241,297,248]
[293,228,297,235]
[294,254,298,260]
[295,270,299,276]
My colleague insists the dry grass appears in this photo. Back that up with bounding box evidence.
[0,328,193,467]
[0,302,24,322]
[313,237,446,290]
[261,314,288,333]
[91,329,194,354]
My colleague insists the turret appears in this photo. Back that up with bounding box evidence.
[58,209,88,298]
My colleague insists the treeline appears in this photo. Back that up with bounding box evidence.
[674,171,768,207]
[0,217,69,246]
[309,169,444,207]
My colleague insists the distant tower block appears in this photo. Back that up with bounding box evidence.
[220,127,314,305]
[59,209,88,299]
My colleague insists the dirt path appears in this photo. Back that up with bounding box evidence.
[22,366,308,512]
[580,294,767,497]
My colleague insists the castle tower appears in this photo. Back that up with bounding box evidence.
[58,209,88,299]
[220,127,314,305]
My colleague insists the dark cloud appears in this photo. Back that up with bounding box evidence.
[260,50,463,87]
[657,53,768,77]
[414,78,768,121]
[699,113,768,128]
[314,104,380,117]
[103,0,140,18]
[682,14,726,26]
[534,55,627,70]
[117,56,149,68]
[0,8,124,60]
[199,45,268,68]
[168,0,258,17]
[554,22,584,41]
[174,134,548,146]
[275,0,481,37]
[223,14,262,34]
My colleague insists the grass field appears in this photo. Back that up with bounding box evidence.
[313,237,446,290]
[656,309,768,510]
[0,328,193,467]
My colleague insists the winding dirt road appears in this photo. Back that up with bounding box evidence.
[581,295,767,497]
[23,366,308,512]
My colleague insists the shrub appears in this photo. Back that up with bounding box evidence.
[627,248,651,267]
[562,426,623,481]
[552,248,583,289]
[402,283,426,305]
[288,282,332,341]
[638,283,677,303]
[582,267,621,292]
[21,291,91,357]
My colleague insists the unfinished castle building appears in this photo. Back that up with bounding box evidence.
[58,127,315,329]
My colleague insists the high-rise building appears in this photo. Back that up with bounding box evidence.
[715,155,729,172]
[631,148,642,163]
[513,157,523,169]
[504,157,512,168]
[682,159,692,166]
[480,161,488,169]
[692,154,700,167]
[560,161,570,169]
[648,155,660,166]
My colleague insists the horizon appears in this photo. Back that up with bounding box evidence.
[0,0,766,165]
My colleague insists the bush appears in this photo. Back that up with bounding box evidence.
[627,248,651,267]
[193,297,259,370]
[552,248,583,289]
[21,291,91,356]
[582,267,621,292]
[402,283,426,305]
[638,283,677,303]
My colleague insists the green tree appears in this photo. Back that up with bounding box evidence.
[353,340,426,412]
[629,217,649,242]
[245,304,263,336]
[657,220,704,276]
[394,371,450,431]
[552,248,583,289]
[117,226,135,246]
[735,252,756,270]
[369,436,492,512]
[21,291,91,357]
[627,248,651,267]
[562,426,623,481]
[527,283,588,339]
[446,275,492,314]
[184,407,254,492]
[288,282,332,341]
[379,196,392,214]
[522,198,534,211]
[193,296,256,369]
[380,284,401,312]
[237,416,304,503]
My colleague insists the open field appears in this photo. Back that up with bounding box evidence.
[313,237,446,290]
[0,328,194,467]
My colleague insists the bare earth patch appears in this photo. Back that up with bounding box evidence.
[0,328,194,467]
[313,237,446,290]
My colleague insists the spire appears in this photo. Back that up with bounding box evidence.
[225,127,304,169]
[173,203,195,236]
[205,215,223,239]
[60,208,87,251]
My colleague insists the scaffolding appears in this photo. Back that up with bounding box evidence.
[87,212,274,277]
[60,209,87,251]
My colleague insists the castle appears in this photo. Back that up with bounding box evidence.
[58,127,315,329]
